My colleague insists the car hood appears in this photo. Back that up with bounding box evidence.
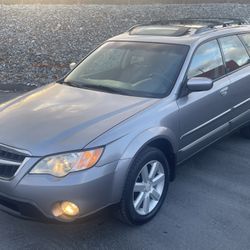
[0,83,157,156]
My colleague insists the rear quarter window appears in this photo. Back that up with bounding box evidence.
[240,33,250,54]
[219,35,250,73]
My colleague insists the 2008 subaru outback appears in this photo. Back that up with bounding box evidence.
[0,19,250,225]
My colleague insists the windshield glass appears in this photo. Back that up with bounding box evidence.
[64,42,189,98]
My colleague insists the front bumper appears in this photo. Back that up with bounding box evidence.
[0,158,131,222]
[0,193,48,221]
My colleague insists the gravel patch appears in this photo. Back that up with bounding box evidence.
[0,4,250,92]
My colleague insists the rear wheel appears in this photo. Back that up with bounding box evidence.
[119,147,170,225]
[240,125,250,139]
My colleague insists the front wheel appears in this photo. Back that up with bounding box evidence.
[119,147,170,225]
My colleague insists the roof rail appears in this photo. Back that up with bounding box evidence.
[128,18,248,34]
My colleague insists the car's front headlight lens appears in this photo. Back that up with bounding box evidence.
[30,147,104,177]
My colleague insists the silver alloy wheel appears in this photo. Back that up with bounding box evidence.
[133,160,165,216]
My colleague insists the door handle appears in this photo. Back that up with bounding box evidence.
[220,87,228,96]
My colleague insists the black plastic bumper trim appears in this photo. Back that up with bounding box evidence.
[0,194,50,222]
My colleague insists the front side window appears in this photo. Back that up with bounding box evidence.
[188,40,225,80]
[219,35,249,73]
[64,42,189,98]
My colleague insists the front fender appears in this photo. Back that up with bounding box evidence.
[121,126,178,160]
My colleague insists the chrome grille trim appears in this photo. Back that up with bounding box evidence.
[0,159,20,166]
[0,143,32,156]
[11,158,30,180]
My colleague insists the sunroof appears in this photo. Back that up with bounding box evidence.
[129,25,190,37]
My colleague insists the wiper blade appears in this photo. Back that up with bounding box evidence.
[62,81,81,87]
[62,81,133,96]
[79,83,128,94]
[85,85,118,93]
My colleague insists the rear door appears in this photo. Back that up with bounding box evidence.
[177,39,231,161]
[218,34,250,129]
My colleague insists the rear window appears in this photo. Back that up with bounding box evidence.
[219,35,250,73]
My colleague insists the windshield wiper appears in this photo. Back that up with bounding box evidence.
[62,81,82,88]
[62,81,133,96]
[80,83,125,94]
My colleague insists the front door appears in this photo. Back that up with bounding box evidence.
[177,39,232,161]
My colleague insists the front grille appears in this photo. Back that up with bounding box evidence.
[0,145,28,179]
[0,149,26,162]
[0,164,20,179]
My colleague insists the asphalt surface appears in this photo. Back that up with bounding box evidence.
[0,92,250,250]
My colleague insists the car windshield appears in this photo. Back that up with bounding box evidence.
[64,42,189,98]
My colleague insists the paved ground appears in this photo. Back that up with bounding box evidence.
[0,92,250,250]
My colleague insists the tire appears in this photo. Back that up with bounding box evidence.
[240,125,250,139]
[119,147,170,225]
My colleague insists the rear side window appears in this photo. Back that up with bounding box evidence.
[240,33,250,54]
[188,40,225,80]
[219,35,249,73]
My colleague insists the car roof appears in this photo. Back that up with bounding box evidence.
[108,19,250,46]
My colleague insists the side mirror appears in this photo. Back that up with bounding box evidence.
[187,77,213,92]
[69,62,77,70]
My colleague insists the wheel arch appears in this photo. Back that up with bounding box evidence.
[147,138,176,181]
[121,127,178,182]
[128,137,176,182]
[112,128,178,204]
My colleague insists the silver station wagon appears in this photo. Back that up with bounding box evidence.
[0,19,250,225]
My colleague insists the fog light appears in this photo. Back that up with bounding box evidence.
[61,201,80,217]
[52,201,80,218]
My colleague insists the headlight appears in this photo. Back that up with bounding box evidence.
[30,147,104,177]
